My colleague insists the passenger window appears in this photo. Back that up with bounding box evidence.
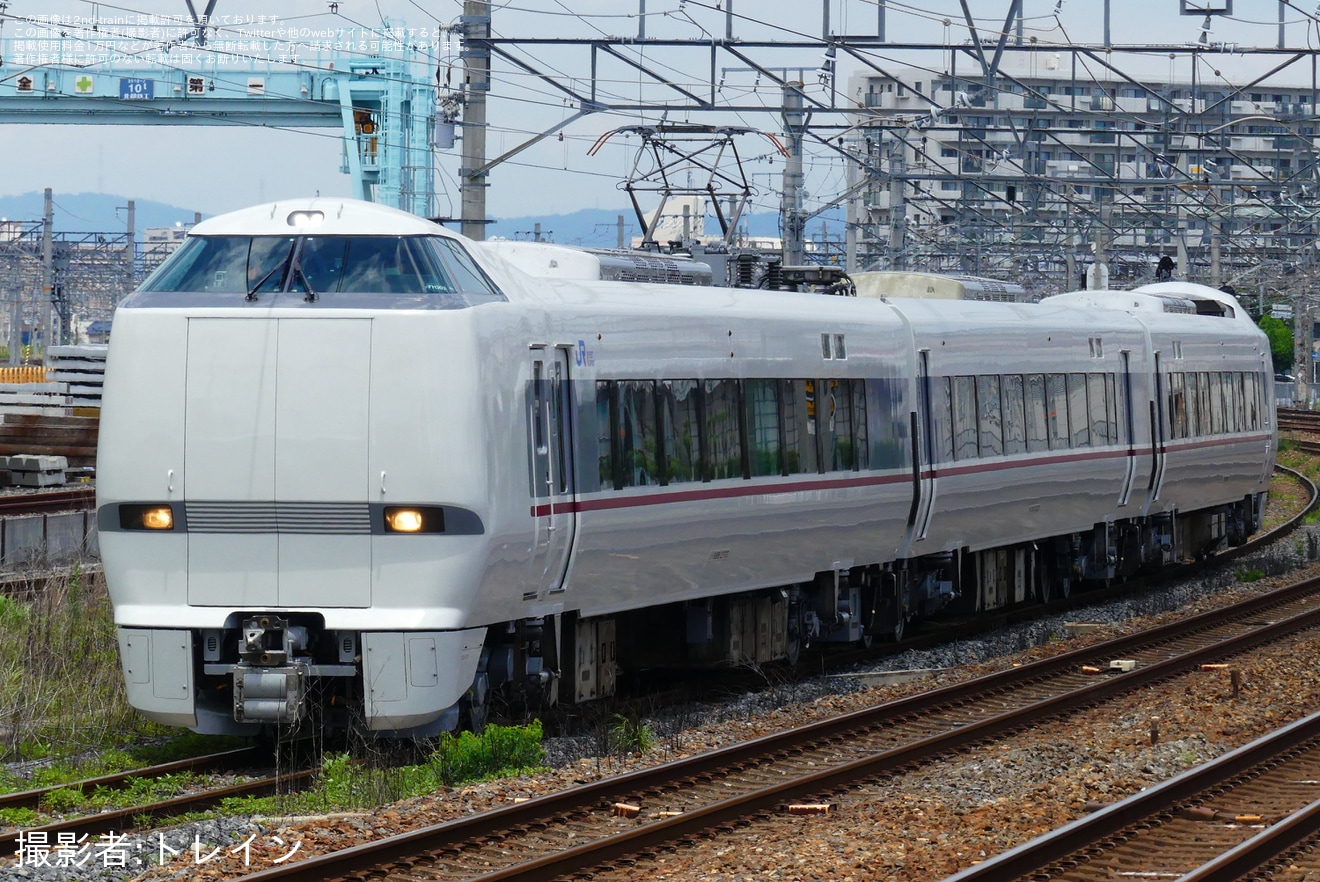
[595,381,616,490]
[1106,374,1119,443]
[824,379,855,470]
[744,379,782,477]
[1168,373,1188,440]
[1046,373,1069,450]
[1025,374,1048,453]
[703,379,744,480]
[931,376,955,464]
[1198,372,1214,436]
[1227,373,1241,433]
[1184,372,1200,436]
[659,380,702,484]
[976,375,1002,457]
[952,376,978,460]
[852,380,869,470]
[783,380,822,474]
[869,374,905,470]
[618,380,660,487]
[1067,373,1090,448]
[1087,374,1107,444]
[1002,374,1027,455]
[1247,373,1260,429]
[1209,372,1224,434]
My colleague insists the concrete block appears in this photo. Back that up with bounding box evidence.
[9,454,68,472]
[4,515,43,564]
[46,513,85,561]
[12,471,66,487]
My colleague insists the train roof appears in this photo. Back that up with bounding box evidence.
[476,241,713,286]
[1048,282,1245,320]
[852,271,1031,303]
[188,198,452,238]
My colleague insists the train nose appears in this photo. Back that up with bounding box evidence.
[182,317,375,608]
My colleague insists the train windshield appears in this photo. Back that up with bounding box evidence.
[135,234,505,308]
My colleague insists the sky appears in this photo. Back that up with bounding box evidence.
[0,0,1316,224]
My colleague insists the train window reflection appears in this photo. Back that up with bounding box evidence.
[137,235,508,307]
[744,379,782,477]
[660,380,702,484]
[433,239,503,299]
[139,236,295,294]
[298,236,452,294]
[952,376,978,461]
[1002,374,1027,455]
[1025,374,1048,453]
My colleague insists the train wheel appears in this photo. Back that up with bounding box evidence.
[460,694,488,735]
[784,600,807,665]
[460,673,490,735]
[1035,557,1053,603]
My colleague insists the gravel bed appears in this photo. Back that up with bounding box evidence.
[7,521,1320,882]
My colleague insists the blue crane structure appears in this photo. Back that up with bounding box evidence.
[0,9,439,216]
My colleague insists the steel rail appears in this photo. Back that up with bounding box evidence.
[234,576,1320,882]
[1177,794,1320,882]
[0,746,262,812]
[943,711,1320,882]
[0,768,315,848]
[0,486,94,515]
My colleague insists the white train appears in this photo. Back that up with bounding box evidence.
[97,199,1275,736]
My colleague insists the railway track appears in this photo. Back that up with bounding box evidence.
[945,708,1320,882]
[0,455,1306,872]
[0,485,94,516]
[0,747,313,849]
[232,572,1320,882]
[1278,407,1320,435]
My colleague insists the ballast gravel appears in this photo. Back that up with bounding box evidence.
[8,523,1320,882]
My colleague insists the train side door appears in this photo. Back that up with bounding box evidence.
[907,350,937,542]
[528,347,577,599]
[1117,351,1136,507]
[1150,352,1168,501]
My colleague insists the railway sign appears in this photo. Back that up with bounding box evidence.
[118,77,154,101]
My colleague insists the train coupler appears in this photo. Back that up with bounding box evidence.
[233,665,307,724]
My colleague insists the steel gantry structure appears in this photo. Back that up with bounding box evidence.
[451,0,1320,300]
[0,3,438,215]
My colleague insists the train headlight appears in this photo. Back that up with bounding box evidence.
[286,210,325,228]
[384,507,425,533]
[142,506,174,530]
[119,504,176,531]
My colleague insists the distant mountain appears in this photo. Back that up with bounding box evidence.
[483,207,845,248]
[2,192,846,247]
[0,192,204,233]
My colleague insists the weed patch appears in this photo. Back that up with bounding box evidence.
[221,722,548,818]
[0,568,161,760]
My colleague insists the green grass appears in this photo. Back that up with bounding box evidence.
[0,806,41,827]
[608,713,654,756]
[217,722,548,818]
[0,734,250,804]
[1236,568,1266,582]
[0,567,165,761]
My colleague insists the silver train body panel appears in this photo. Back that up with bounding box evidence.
[96,199,1274,734]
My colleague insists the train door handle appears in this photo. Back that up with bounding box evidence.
[168,469,174,494]
[380,471,387,495]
